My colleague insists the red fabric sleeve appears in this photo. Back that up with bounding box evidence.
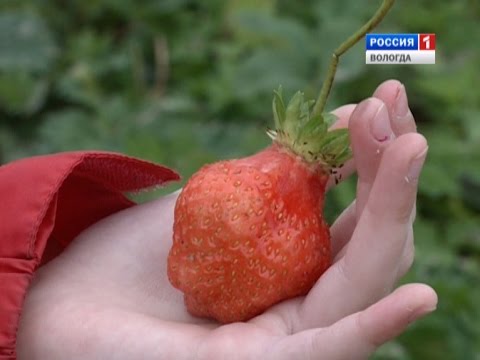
[0,151,180,359]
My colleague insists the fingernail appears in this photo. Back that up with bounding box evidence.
[370,103,393,142]
[394,85,411,119]
[408,303,437,323]
[406,147,428,182]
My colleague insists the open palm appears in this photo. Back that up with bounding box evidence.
[17,80,437,360]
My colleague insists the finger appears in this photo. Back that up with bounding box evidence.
[396,200,417,278]
[344,133,427,282]
[270,284,437,360]
[330,98,395,254]
[326,79,416,192]
[330,104,357,130]
[283,133,428,331]
[398,226,415,278]
[330,82,419,256]
[373,79,417,135]
[375,80,418,278]
[329,134,428,320]
[329,200,356,257]
[333,201,416,268]
[351,98,395,217]
[325,104,357,190]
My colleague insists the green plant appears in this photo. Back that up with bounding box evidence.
[0,0,478,357]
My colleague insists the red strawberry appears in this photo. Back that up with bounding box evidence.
[167,89,351,323]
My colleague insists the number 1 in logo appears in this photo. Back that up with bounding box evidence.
[419,34,436,50]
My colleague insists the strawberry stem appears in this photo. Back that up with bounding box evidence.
[311,0,396,117]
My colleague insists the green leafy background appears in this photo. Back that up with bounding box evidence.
[1,1,479,358]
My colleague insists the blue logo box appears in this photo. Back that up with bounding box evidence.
[366,34,418,51]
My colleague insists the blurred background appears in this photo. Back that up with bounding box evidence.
[0,0,479,358]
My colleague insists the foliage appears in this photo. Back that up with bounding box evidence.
[1,0,479,358]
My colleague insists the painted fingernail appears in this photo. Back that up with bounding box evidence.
[394,84,411,120]
[370,103,393,142]
[406,147,428,182]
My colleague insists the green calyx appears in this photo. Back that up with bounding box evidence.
[268,86,352,169]
[266,0,396,171]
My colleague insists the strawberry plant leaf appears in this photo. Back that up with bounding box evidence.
[0,11,57,73]
[284,90,304,138]
[322,112,338,128]
[272,86,286,129]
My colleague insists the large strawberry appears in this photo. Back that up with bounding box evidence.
[167,0,395,324]
[167,89,350,323]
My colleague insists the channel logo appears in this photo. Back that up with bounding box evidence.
[366,33,436,64]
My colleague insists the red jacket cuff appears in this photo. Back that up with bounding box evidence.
[0,151,179,359]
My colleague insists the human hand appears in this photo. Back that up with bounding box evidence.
[16,80,437,360]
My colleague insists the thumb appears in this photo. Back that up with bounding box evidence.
[271,284,437,360]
